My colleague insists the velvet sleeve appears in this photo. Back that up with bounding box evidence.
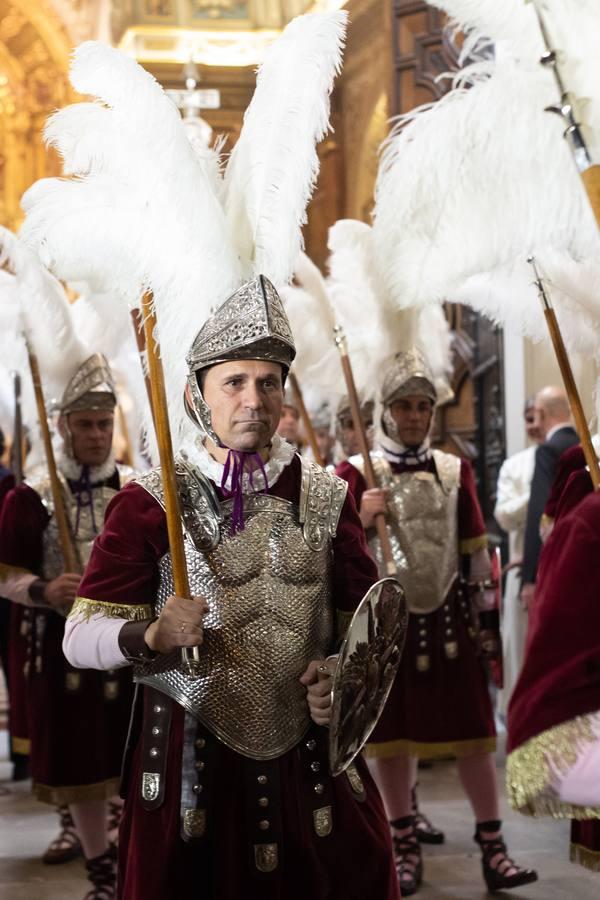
[331,489,379,640]
[73,481,168,622]
[335,460,368,511]
[0,484,48,577]
[544,444,584,521]
[554,468,594,523]
[457,459,487,554]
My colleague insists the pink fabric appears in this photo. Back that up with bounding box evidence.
[555,713,600,807]
[0,571,39,607]
[63,613,129,670]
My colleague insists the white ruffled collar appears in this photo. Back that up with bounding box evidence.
[378,434,431,465]
[179,432,296,491]
[57,448,117,484]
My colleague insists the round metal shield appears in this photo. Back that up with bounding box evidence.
[329,577,408,776]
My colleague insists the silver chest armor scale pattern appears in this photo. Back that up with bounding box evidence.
[27,470,124,579]
[134,456,348,760]
[350,450,460,614]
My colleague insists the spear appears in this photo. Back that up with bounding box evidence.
[11,372,24,486]
[141,291,201,676]
[26,339,79,571]
[528,256,600,490]
[532,1,600,228]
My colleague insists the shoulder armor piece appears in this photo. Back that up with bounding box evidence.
[431,449,461,495]
[299,456,348,551]
[135,459,221,552]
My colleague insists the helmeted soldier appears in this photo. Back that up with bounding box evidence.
[64,277,399,900]
[0,353,134,899]
[336,348,538,896]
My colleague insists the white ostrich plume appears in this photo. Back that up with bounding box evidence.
[21,10,346,450]
[369,0,600,365]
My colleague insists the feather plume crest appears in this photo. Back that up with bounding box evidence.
[224,11,347,285]
[22,17,344,450]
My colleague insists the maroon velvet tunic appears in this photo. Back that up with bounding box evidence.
[0,473,30,756]
[510,453,599,871]
[336,455,495,760]
[0,473,134,805]
[78,455,399,900]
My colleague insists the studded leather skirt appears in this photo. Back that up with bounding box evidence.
[364,583,496,760]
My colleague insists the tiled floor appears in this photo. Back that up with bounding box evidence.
[0,730,597,899]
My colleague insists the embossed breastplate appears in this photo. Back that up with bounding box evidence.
[351,450,460,614]
[28,472,119,579]
[134,456,347,761]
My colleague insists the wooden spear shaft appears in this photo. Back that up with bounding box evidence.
[288,372,326,467]
[11,372,24,486]
[130,308,158,435]
[528,257,600,490]
[140,291,201,675]
[334,327,398,576]
[26,343,79,571]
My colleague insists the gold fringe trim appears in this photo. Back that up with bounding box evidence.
[11,737,31,755]
[571,841,600,872]
[0,562,33,582]
[70,596,153,622]
[459,534,488,555]
[363,735,496,760]
[506,714,600,820]
[33,777,121,806]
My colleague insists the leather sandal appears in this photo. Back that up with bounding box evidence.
[42,806,82,865]
[390,815,423,897]
[475,820,538,893]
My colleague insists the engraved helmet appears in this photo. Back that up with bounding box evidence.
[184,275,296,444]
[335,394,374,454]
[380,349,437,441]
[60,353,117,415]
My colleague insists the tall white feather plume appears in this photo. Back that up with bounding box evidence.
[0,269,37,444]
[224,11,347,285]
[22,15,343,451]
[370,0,600,367]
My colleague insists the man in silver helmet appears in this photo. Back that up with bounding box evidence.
[0,354,134,900]
[335,395,374,460]
[336,349,537,897]
[276,387,301,448]
[63,276,400,900]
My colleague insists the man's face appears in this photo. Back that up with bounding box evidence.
[277,404,300,444]
[525,406,542,443]
[60,409,114,467]
[530,404,546,440]
[202,359,284,452]
[389,395,433,448]
[339,414,374,457]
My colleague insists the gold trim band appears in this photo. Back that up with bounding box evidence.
[70,596,153,623]
[364,736,496,760]
[571,841,600,872]
[459,534,488,555]
[33,777,121,806]
[11,737,31,756]
[0,563,33,581]
[507,714,600,820]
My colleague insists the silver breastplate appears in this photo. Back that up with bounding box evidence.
[351,450,460,614]
[134,456,347,761]
[27,472,119,578]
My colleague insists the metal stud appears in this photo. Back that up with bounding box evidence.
[195,738,206,750]
[153,704,163,715]
[305,739,316,751]
[195,760,205,771]
[258,797,269,808]
[310,761,321,773]
[193,784,203,795]
[149,747,159,758]
[151,726,161,736]
[259,820,270,831]
[314,783,325,795]
[257,774,268,785]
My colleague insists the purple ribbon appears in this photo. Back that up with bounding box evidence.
[220,449,269,533]
[71,465,98,536]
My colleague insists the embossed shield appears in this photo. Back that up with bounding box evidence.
[329,578,408,776]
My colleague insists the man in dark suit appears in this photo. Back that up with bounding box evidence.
[520,386,578,610]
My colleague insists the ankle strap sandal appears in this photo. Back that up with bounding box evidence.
[475,821,538,893]
[390,815,423,897]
